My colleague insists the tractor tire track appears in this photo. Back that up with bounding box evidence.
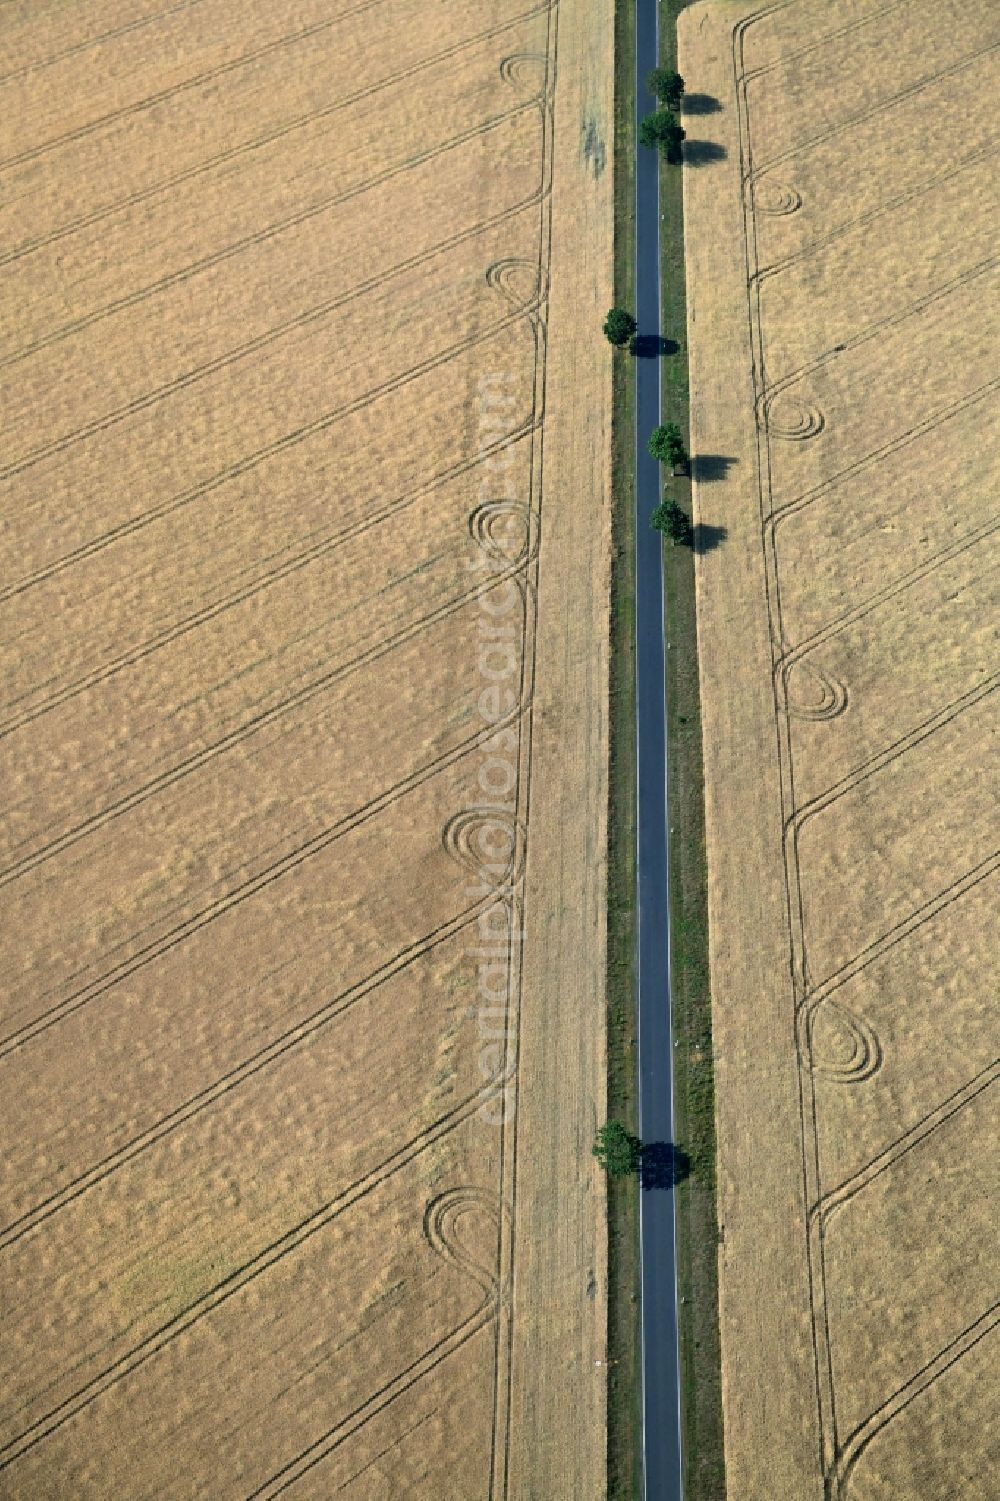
[0,0,204,88]
[742,38,1000,191]
[0,92,544,375]
[807,1063,999,1238]
[1,177,545,485]
[774,513,1000,681]
[243,1188,504,1500]
[1,256,546,606]
[732,6,1000,1473]
[0,563,526,889]
[0,1085,502,1474]
[750,136,1000,290]
[765,378,1000,539]
[0,1,550,274]
[783,676,998,991]
[0,689,531,1062]
[829,1306,1000,1499]
[0,0,394,172]
[0,906,493,1251]
[0,410,541,738]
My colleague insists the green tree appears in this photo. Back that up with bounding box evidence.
[602,306,637,348]
[593,1121,643,1178]
[651,498,691,544]
[647,68,685,111]
[647,422,687,468]
[639,109,686,160]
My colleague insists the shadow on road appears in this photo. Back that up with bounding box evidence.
[640,1141,692,1192]
[630,333,680,358]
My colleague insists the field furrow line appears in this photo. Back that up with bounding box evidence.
[0,0,204,88]
[0,0,394,172]
[0,94,543,374]
[250,1309,497,1500]
[0,1084,503,1473]
[0,567,525,887]
[0,905,492,1250]
[0,691,531,1060]
[0,1,551,273]
[0,271,545,606]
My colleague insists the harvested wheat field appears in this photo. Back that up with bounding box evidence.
[679,1,999,1497]
[0,1,612,1495]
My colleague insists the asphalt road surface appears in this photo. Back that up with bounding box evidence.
[634,2,684,1498]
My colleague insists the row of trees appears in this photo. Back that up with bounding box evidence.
[640,69,686,163]
[601,301,692,537]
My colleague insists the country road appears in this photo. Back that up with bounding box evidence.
[634,1,684,1498]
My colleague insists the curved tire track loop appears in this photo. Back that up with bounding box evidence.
[0,0,205,88]
[0,511,534,1247]
[733,2,1000,1477]
[0,232,549,609]
[0,561,533,891]
[239,1190,506,1501]
[774,507,1000,693]
[0,1,553,276]
[784,673,999,1002]
[0,1093,508,1476]
[0,64,548,381]
[0,639,535,1063]
[749,135,1000,292]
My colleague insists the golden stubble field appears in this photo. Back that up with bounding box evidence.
[0,1,612,1496]
[680,1,999,1497]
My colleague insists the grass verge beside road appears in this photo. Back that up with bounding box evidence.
[655,3,726,1498]
[606,0,641,1497]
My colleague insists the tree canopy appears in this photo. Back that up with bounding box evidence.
[647,422,687,467]
[639,109,686,160]
[603,306,637,347]
[593,1121,643,1178]
[651,498,692,543]
[647,68,685,111]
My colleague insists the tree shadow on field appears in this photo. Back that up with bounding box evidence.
[682,139,727,166]
[689,453,737,482]
[691,522,728,554]
[630,333,680,358]
[640,1141,692,1191]
[681,92,723,115]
